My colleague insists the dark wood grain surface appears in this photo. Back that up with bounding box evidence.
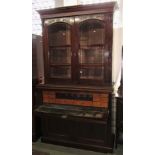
[33,2,116,153]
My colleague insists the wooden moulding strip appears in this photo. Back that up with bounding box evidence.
[100,94,109,98]
[43,98,49,103]
[55,99,65,104]
[93,96,109,108]
[43,90,55,95]
[100,98,109,103]
[43,90,56,104]
[43,94,49,98]
[93,101,102,107]
[48,94,55,99]
[48,98,55,104]
[43,91,50,95]
[93,94,101,101]
[100,101,108,108]
[93,93,109,101]
[43,94,49,103]
[81,101,93,107]
[42,91,109,108]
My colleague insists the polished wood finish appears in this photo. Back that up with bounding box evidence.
[32,35,42,141]
[42,90,109,108]
[35,83,114,152]
[38,2,115,86]
[32,79,41,142]
[35,103,113,153]
[38,2,115,19]
[34,2,116,152]
[116,96,123,145]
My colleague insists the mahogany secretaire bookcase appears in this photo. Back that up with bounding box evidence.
[34,2,116,153]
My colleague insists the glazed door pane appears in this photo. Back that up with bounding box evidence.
[80,67,104,80]
[50,47,71,64]
[77,15,105,82]
[44,15,110,84]
[78,18,105,46]
[50,66,71,78]
[48,22,71,46]
[46,20,72,80]
[79,47,104,64]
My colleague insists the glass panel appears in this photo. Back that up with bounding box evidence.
[48,22,71,46]
[79,47,104,64]
[50,66,71,78]
[80,67,104,80]
[50,48,71,64]
[79,19,105,46]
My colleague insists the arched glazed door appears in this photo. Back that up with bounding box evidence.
[75,14,111,85]
[44,17,74,84]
